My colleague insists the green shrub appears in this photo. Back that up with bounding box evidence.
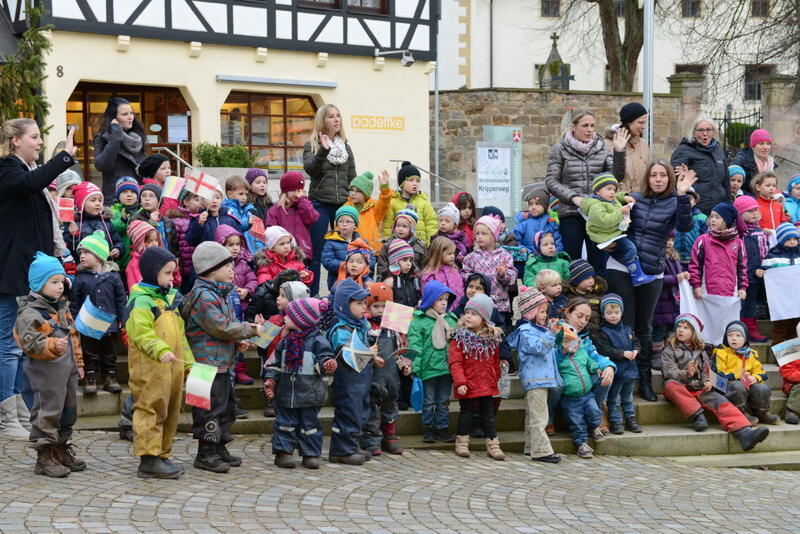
[725,122,757,151]
[194,142,255,168]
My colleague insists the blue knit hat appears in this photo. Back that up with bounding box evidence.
[711,202,737,229]
[788,174,800,192]
[28,252,66,293]
[115,176,139,201]
[568,259,595,287]
[600,293,624,315]
[394,207,418,235]
[776,222,800,246]
[728,165,746,178]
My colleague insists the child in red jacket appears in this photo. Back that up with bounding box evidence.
[448,293,505,461]
[255,226,313,286]
[780,356,800,424]
[753,171,790,232]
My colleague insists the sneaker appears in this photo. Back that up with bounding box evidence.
[591,428,606,442]
[609,422,625,435]
[576,443,593,459]
[103,374,123,394]
[235,406,249,419]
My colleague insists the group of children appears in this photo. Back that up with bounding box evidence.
[14,155,800,478]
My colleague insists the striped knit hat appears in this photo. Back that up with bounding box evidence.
[728,164,746,178]
[776,222,800,246]
[592,172,618,193]
[78,230,110,261]
[600,293,624,315]
[568,259,595,286]
[388,238,414,275]
[394,207,418,235]
[346,238,374,263]
[517,286,548,318]
[115,176,139,201]
[128,220,157,252]
[788,174,800,192]
[465,293,495,325]
[675,313,703,334]
[286,298,328,330]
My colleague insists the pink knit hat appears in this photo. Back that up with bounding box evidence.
[733,195,759,214]
[264,225,295,250]
[73,181,103,212]
[474,214,502,241]
[286,297,328,330]
[749,129,772,148]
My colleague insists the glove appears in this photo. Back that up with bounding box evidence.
[263,378,276,399]
[323,359,337,374]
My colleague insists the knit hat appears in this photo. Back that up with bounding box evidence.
[366,282,393,306]
[481,206,506,222]
[749,128,772,148]
[724,320,749,346]
[592,172,618,193]
[394,207,418,234]
[114,176,139,201]
[56,170,82,197]
[397,161,420,186]
[711,202,737,229]
[140,183,162,201]
[474,215,502,241]
[775,222,800,246]
[28,251,65,293]
[137,154,169,180]
[568,259,595,287]
[675,313,703,334]
[335,205,360,227]
[264,226,294,250]
[464,293,494,325]
[349,171,375,199]
[525,186,549,208]
[600,293,624,315]
[245,168,267,184]
[346,238,374,263]
[619,102,647,125]
[286,298,328,330]
[73,181,103,212]
[77,230,110,261]
[733,195,759,214]
[517,286,548,318]
[788,174,800,192]
[128,220,156,252]
[140,247,177,286]
[728,164,746,178]
[532,232,549,255]
[437,202,460,225]
[192,241,233,276]
[388,238,414,275]
[280,171,305,193]
[280,280,309,302]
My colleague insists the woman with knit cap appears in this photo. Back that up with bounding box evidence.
[731,128,778,194]
[605,102,649,194]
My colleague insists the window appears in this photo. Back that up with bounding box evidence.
[744,64,776,101]
[220,92,317,179]
[614,0,625,17]
[751,0,769,17]
[541,0,560,17]
[681,0,701,17]
[300,0,388,13]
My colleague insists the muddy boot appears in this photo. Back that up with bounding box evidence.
[0,396,29,440]
[328,453,365,465]
[55,441,87,472]
[485,437,506,460]
[138,455,182,479]
[217,443,242,467]
[274,452,296,468]
[302,456,320,469]
[193,441,230,473]
[83,371,97,395]
[103,372,123,394]
[35,445,70,478]
[380,422,403,455]
[454,435,470,457]
[733,426,770,451]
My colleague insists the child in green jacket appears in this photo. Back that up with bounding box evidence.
[523,231,571,286]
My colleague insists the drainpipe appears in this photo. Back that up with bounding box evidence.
[489,0,494,88]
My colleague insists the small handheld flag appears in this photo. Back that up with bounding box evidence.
[183,169,219,201]
[163,175,186,199]
[341,331,374,372]
[185,362,217,410]
[75,299,115,340]
[58,198,75,223]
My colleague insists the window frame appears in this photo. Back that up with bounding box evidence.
[298,0,389,15]
[614,0,625,18]
[681,0,701,18]
[541,0,561,18]
[743,64,776,101]
[751,0,769,18]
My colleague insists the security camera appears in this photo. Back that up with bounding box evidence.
[400,50,415,67]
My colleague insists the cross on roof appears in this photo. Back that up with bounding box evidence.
[550,32,559,47]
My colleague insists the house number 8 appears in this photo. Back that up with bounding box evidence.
[56,66,64,78]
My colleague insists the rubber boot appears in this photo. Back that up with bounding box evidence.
[193,441,230,473]
[234,361,254,385]
[14,395,31,431]
[380,422,403,454]
[785,410,800,425]
[274,452,295,468]
[302,456,321,469]
[692,412,709,432]
[625,257,658,287]
[754,409,779,425]
[55,441,87,472]
[454,435,470,457]
[83,371,97,395]
[637,377,657,402]
[103,372,123,394]
[485,437,506,460]
[217,443,242,466]
[0,396,29,439]
[328,452,365,465]
[138,455,182,479]
[733,426,769,451]
[160,458,185,477]
[35,445,70,478]
[741,317,768,342]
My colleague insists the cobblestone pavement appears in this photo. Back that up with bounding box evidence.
[1,431,799,533]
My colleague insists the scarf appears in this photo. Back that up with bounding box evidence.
[17,155,69,257]
[563,129,595,156]
[755,154,774,174]
[425,308,453,350]
[451,327,499,360]
[740,220,770,260]
[284,329,311,372]
[326,135,349,165]
[121,130,143,154]
[709,227,739,242]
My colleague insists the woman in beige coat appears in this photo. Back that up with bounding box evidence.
[605,102,649,194]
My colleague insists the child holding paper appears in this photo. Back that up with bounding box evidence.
[126,247,194,479]
[386,238,421,308]
[69,230,127,395]
[759,223,800,343]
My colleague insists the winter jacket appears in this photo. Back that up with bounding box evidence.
[93,124,145,203]
[303,140,357,206]
[661,342,708,390]
[731,147,777,195]
[779,358,800,396]
[376,236,427,281]
[762,244,800,270]
[523,252,571,287]
[555,345,600,397]
[670,138,728,215]
[461,247,517,313]
[185,207,244,247]
[592,320,641,381]
[741,223,769,279]
[125,248,181,293]
[265,197,320,259]
[784,196,800,224]
[506,323,561,390]
[652,255,683,327]
[674,208,708,264]
[64,212,125,261]
[343,184,393,252]
[545,134,625,219]
[580,330,616,372]
[451,192,475,247]
[254,248,312,286]
[407,310,458,381]
[131,209,180,258]
[69,263,128,333]
[222,198,264,253]
[265,329,334,409]
[605,130,649,194]
[512,211,563,254]
[126,283,193,368]
[755,195,790,231]
[564,276,608,333]
[321,231,376,291]
[164,206,197,284]
[393,272,421,308]
[713,345,767,383]
[581,192,631,244]
[181,277,258,369]
[213,224,257,298]
[0,151,75,296]
[548,293,568,320]
[244,280,282,323]
[689,233,748,296]
[13,292,83,367]
[434,229,469,264]
[448,333,501,399]
[421,265,464,310]
[110,202,138,269]
[626,191,693,275]
[381,190,439,245]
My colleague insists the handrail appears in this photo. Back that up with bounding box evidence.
[388,159,462,203]
[153,146,192,176]
[775,154,800,168]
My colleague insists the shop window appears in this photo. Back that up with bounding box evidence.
[220,92,317,179]
[300,0,388,13]
[541,0,560,17]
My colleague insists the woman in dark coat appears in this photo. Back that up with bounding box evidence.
[730,128,778,195]
[670,116,728,215]
[0,119,77,437]
[93,97,146,205]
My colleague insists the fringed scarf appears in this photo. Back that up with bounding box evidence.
[284,329,311,372]
[563,129,596,156]
[451,327,499,360]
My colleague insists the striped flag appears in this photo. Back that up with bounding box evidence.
[185,362,216,410]
[341,331,373,372]
[75,299,115,340]
[163,175,186,199]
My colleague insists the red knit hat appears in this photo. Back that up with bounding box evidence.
[749,129,772,148]
[73,181,103,212]
[280,171,305,194]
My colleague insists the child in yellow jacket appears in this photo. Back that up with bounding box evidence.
[382,162,438,245]
[343,170,392,252]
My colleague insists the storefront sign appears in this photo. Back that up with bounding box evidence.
[476,141,512,217]
[350,115,405,131]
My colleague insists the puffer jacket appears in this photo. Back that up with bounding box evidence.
[303,139,356,205]
[762,243,800,269]
[126,283,193,367]
[448,331,501,399]
[13,292,83,367]
[784,196,800,224]
[523,252,571,286]
[627,191,693,275]
[132,208,180,259]
[674,208,708,264]
[755,195,790,231]
[93,124,145,203]
[376,236,427,281]
[731,147,777,195]
[740,222,769,279]
[545,133,625,219]
[64,212,125,260]
[382,190,439,245]
[322,231,376,291]
[461,247,517,313]
[779,358,800,396]
[213,224,257,299]
[392,271,421,308]
[670,138,728,214]
[513,211,563,253]
[264,329,334,409]
[255,248,312,286]
[689,233,748,296]
[581,193,629,244]
[506,322,561,390]
[661,342,707,390]
[555,345,600,397]
[713,344,767,383]
[185,207,244,247]
[265,196,320,259]
[592,320,641,381]
[69,262,128,333]
[165,206,197,283]
[343,184,393,252]
[407,309,458,381]
[652,255,683,327]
